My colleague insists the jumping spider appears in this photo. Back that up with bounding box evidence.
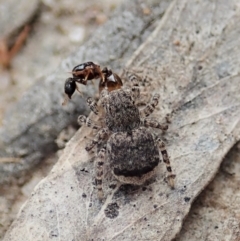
[78,70,175,199]
[63,62,123,104]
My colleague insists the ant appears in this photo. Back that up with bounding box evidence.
[63,62,123,105]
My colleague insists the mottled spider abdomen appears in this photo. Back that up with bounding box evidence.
[107,127,160,184]
[102,89,140,133]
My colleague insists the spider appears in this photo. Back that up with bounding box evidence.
[78,70,175,199]
[63,62,123,105]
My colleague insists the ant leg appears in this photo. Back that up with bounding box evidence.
[75,84,83,97]
[62,94,69,106]
[83,70,91,83]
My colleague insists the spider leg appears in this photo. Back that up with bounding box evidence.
[86,97,99,115]
[140,93,160,117]
[78,115,100,130]
[85,127,108,151]
[95,148,106,200]
[131,86,140,100]
[165,113,172,124]
[124,69,141,87]
[100,87,109,98]
[141,117,168,131]
[157,137,175,188]
[124,70,141,99]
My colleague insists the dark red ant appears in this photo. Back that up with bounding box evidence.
[63,62,123,105]
[64,62,102,100]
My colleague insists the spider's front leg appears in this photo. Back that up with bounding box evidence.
[86,97,99,115]
[85,127,109,152]
[157,137,175,188]
[78,115,100,130]
[140,92,170,131]
[124,70,141,100]
[95,148,106,200]
[124,70,153,103]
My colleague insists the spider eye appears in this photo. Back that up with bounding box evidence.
[64,78,76,99]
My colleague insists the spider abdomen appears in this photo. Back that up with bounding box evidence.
[107,127,160,184]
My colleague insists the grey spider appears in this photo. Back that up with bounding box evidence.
[78,70,175,199]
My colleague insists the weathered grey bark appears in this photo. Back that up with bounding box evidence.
[0,0,172,184]
[3,0,240,240]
